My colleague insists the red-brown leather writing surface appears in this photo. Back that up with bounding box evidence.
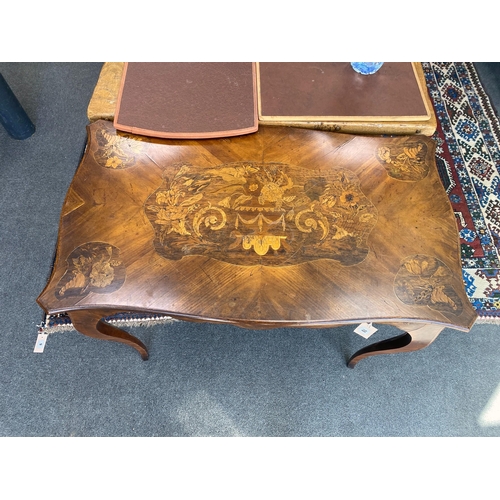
[114,62,258,139]
[258,62,430,120]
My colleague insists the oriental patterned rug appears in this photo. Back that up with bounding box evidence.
[422,62,500,323]
[38,62,500,334]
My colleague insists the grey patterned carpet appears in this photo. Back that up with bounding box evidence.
[0,61,498,495]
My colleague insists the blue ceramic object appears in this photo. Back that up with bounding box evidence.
[350,62,384,75]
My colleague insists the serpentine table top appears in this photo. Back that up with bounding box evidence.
[37,120,477,367]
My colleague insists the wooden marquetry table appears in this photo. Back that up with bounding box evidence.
[37,120,477,367]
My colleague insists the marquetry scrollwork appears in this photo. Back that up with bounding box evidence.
[193,206,227,236]
[144,162,377,266]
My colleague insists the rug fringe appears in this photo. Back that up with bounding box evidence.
[38,313,178,334]
[475,316,500,326]
[38,312,500,334]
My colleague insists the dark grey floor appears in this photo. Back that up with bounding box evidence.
[0,62,499,440]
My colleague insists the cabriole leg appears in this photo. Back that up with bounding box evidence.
[347,323,444,368]
[67,309,149,360]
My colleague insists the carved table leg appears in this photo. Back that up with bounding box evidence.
[347,323,444,368]
[67,309,149,360]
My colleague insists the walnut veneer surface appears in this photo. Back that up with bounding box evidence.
[37,121,476,366]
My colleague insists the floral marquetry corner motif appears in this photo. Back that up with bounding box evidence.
[394,255,463,316]
[55,242,126,299]
[92,121,148,169]
[144,161,378,266]
[376,142,429,181]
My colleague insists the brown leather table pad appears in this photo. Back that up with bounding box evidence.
[37,121,476,365]
[90,62,436,136]
[114,62,258,139]
[258,62,430,120]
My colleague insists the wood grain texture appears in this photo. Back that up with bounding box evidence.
[69,308,149,360]
[37,121,476,362]
[348,323,444,367]
[87,62,124,122]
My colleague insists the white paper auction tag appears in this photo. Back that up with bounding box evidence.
[354,322,378,339]
[34,333,48,353]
